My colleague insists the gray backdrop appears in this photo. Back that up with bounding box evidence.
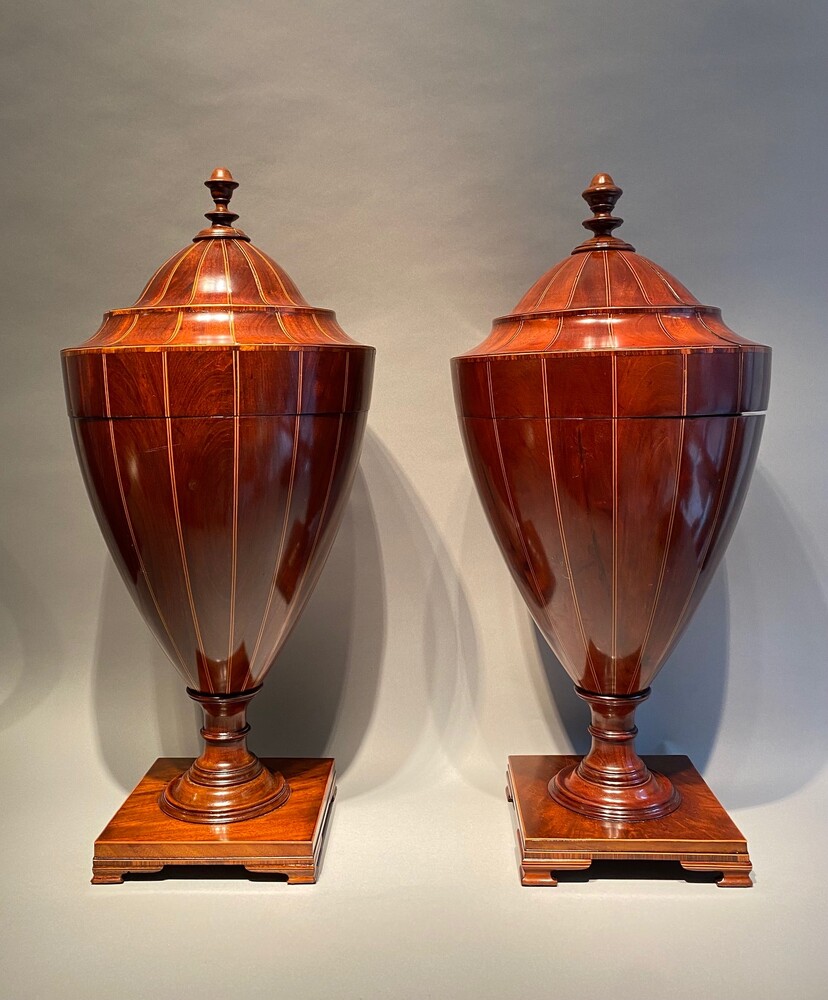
[2,1,826,998]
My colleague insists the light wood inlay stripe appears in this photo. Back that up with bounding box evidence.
[232,239,269,305]
[252,356,351,684]
[109,314,139,347]
[627,354,688,692]
[101,355,191,684]
[661,414,742,660]
[185,242,212,306]
[611,354,618,689]
[220,241,237,346]
[530,256,576,310]
[162,352,212,691]
[245,243,300,306]
[148,242,203,306]
[245,353,305,683]
[542,357,601,691]
[227,350,240,692]
[541,316,564,351]
[487,361,568,663]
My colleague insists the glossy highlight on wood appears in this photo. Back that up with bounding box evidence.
[63,169,373,834]
[452,173,769,842]
[92,757,336,884]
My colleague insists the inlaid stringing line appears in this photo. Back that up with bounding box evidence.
[618,252,653,304]
[627,354,687,693]
[245,243,300,306]
[162,352,213,692]
[101,355,191,684]
[486,361,568,662]
[542,357,601,692]
[244,353,305,684]
[275,312,299,344]
[220,241,236,345]
[255,355,351,679]
[185,242,212,306]
[661,415,741,659]
[696,310,743,347]
[655,313,683,344]
[611,354,618,689]
[148,242,203,306]
[163,310,184,345]
[531,256,575,310]
[500,318,525,350]
[564,254,591,310]
[311,311,340,344]
[232,240,269,305]
[603,250,615,349]
[635,254,685,305]
[135,251,179,303]
[109,313,139,346]
[227,350,240,692]
[541,315,564,351]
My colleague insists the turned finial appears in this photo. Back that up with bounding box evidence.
[573,172,634,253]
[194,167,249,241]
[204,167,240,227]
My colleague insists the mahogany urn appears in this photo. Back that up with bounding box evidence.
[63,169,374,825]
[452,174,770,825]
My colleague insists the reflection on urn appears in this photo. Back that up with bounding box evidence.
[63,170,373,880]
[453,174,770,884]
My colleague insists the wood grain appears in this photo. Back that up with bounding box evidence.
[63,169,373,828]
[452,173,769,828]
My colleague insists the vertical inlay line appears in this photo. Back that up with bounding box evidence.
[542,358,601,691]
[564,254,591,309]
[185,242,212,306]
[275,312,299,344]
[311,312,340,344]
[486,361,568,661]
[163,310,184,345]
[245,353,305,683]
[541,315,564,351]
[611,353,618,690]
[233,240,269,305]
[101,355,191,684]
[602,252,615,348]
[531,256,576,309]
[253,355,351,682]
[661,415,742,660]
[696,311,742,346]
[627,353,688,693]
[138,243,198,306]
[226,350,240,692]
[162,352,213,692]
[221,241,236,345]
[109,313,139,347]
[246,243,300,306]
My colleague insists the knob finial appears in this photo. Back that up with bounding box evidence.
[194,167,250,241]
[573,172,635,253]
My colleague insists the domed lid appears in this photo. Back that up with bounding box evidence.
[65,168,362,352]
[460,173,768,356]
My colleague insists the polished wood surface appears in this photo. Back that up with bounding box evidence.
[507,755,752,887]
[92,758,336,884]
[63,169,373,829]
[453,174,770,829]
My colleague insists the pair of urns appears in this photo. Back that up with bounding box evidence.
[63,169,769,883]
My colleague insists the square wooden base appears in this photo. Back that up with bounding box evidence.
[92,757,336,885]
[506,755,752,888]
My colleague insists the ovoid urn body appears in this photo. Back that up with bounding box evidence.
[62,170,374,823]
[452,175,770,821]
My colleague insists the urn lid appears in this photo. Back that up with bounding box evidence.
[64,168,361,351]
[460,173,769,356]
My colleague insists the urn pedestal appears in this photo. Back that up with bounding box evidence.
[452,174,770,886]
[63,169,373,883]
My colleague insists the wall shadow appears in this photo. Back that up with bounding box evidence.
[93,561,200,791]
[533,571,729,767]
[0,541,63,731]
[92,459,386,795]
[532,467,828,809]
[250,464,385,780]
